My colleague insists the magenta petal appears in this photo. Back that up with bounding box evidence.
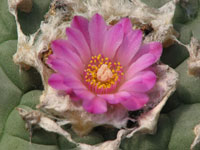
[115,91,131,101]
[74,89,95,101]
[126,53,156,79]
[98,94,116,104]
[70,92,81,101]
[47,58,80,78]
[121,93,149,111]
[47,59,86,90]
[132,42,162,63]
[66,27,91,63]
[63,77,86,90]
[71,16,90,45]
[47,54,56,64]
[103,23,124,59]
[83,96,107,114]
[120,71,156,92]
[48,73,72,93]
[116,18,132,34]
[51,40,84,72]
[116,30,142,66]
[98,91,131,104]
[89,13,107,55]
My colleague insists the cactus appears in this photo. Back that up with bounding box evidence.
[0,0,200,150]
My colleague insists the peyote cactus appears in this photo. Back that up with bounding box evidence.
[0,0,200,150]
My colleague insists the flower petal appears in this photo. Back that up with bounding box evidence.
[66,27,91,63]
[47,59,86,90]
[103,23,124,59]
[98,91,131,104]
[74,89,95,101]
[121,93,149,111]
[47,58,80,78]
[51,39,84,72]
[70,92,81,101]
[126,53,156,79]
[132,42,162,63]
[83,96,107,114]
[71,16,90,45]
[116,29,142,66]
[116,18,132,34]
[48,73,72,93]
[98,94,116,104]
[63,77,86,90]
[120,71,156,92]
[89,13,107,55]
[47,54,56,64]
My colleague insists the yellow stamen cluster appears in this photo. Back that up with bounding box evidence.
[84,54,124,93]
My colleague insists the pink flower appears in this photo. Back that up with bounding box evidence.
[47,14,162,114]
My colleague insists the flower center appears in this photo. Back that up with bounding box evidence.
[97,64,113,82]
[84,54,124,94]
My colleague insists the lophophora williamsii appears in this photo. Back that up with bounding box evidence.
[9,0,178,149]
